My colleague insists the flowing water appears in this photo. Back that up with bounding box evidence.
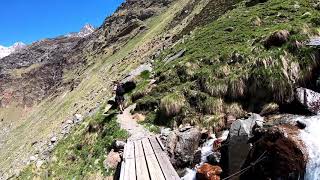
[181,131,229,180]
[298,116,320,180]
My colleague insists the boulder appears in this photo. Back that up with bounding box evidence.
[174,128,201,167]
[227,113,264,176]
[196,163,222,180]
[104,149,121,170]
[165,128,201,168]
[240,126,307,179]
[50,136,58,143]
[295,87,320,114]
[263,30,290,49]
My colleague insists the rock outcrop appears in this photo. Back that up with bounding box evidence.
[295,87,320,114]
[226,113,264,176]
[240,126,307,179]
[164,127,201,168]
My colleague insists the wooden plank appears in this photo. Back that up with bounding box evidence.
[149,137,180,180]
[156,136,165,151]
[142,138,166,180]
[120,142,128,180]
[123,141,136,180]
[134,140,150,180]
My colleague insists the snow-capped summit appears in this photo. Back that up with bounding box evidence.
[0,42,26,59]
[66,24,95,38]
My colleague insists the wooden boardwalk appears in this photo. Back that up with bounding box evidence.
[119,136,180,180]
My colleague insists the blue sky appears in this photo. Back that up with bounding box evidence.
[0,0,124,46]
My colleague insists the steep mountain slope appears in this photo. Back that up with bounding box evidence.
[135,0,320,129]
[0,0,232,178]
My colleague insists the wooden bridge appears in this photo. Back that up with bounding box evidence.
[119,136,180,180]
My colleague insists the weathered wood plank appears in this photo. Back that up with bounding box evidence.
[142,138,165,180]
[149,137,180,180]
[123,141,136,180]
[134,140,150,180]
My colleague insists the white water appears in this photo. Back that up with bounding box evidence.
[299,116,320,180]
[181,131,229,180]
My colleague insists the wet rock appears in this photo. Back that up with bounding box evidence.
[263,30,290,49]
[241,126,307,180]
[193,149,202,165]
[227,113,264,176]
[196,163,222,180]
[296,120,306,129]
[207,152,221,165]
[295,87,320,114]
[104,149,121,170]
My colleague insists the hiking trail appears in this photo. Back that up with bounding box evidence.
[117,103,152,141]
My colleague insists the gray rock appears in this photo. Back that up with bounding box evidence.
[296,87,320,114]
[114,140,126,150]
[173,128,201,167]
[50,136,58,143]
[74,114,83,124]
[227,113,264,177]
[35,160,44,169]
[207,152,221,165]
[163,49,186,63]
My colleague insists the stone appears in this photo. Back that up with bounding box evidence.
[74,114,83,124]
[163,49,186,63]
[207,152,221,165]
[29,156,37,162]
[193,149,202,165]
[174,128,201,167]
[296,120,306,129]
[241,126,307,179]
[113,140,126,151]
[66,119,73,124]
[166,131,178,157]
[295,87,320,114]
[227,113,264,176]
[50,136,57,143]
[104,149,121,169]
[36,160,44,169]
[196,163,222,180]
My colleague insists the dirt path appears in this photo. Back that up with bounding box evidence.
[117,104,152,141]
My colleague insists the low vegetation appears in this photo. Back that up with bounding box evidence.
[18,107,128,179]
[135,0,320,129]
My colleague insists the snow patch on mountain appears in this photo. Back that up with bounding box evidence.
[0,42,26,59]
[66,24,95,38]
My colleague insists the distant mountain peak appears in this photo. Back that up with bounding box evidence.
[66,24,95,38]
[0,42,26,59]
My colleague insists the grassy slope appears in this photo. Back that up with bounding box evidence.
[11,0,199,178]
[136,0,320,127]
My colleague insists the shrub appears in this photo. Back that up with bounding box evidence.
[160,92,185,117]
[224,102,246,118]
[202,97,224,114]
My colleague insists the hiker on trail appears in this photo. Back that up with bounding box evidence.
[115,81,125,113]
